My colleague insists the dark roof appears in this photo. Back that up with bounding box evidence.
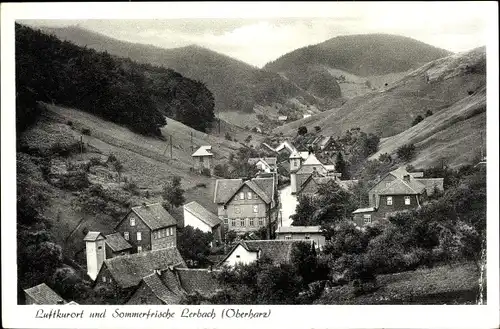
[176,268,220,295]
[103,248,187,289]
[104,233,132,252]
[130,203,177,230]
[141,273,182,304]
[220,240,313,266]
[24,283,65,305]
[83,231,105,241]
[213,179,243,203]
[183,201,222,228]
[214,177,275,205]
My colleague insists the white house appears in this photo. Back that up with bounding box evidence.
[218,239,314,267]
[275,226,326,249]
[83,232,107,280]
[183,201,223,244]
[248,157,278,173]
[192,146,213,172]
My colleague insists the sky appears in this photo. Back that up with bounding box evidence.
[20,2,493,68]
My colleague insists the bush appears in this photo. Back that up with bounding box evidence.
[124,181,139,195]
[225,132,232,141]
[425,110,433,117]
[89,156,103,166]
[66,120,73,127]
[81,128,91,136]
[196,183,207,188]
[412,115,424,126]
[298,126,308,135]
[396,144,416,162]
[50,142,82,156]
[314,126,321,132]
[59,171,91,190]
[200,168,211,177]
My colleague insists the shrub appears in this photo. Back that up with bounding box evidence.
[124,181,139,195]
[66,120,73,127]
[396,144,416,162]
[225,132,232,141]
[412,115,424,126]
[196,183,207,188]
[314,126,321,132]
[425,110,433,117]
[298,126,308,135]
[60,171,91,190]
[50,141,82,156]
[201,168,211,177]
[107,154,118,163]
[81,128,91,136]
[89,156,103,166]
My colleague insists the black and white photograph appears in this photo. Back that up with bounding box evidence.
[1,2,499,328]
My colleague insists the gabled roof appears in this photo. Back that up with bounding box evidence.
[219,240,313,266]
[378,178,425,195]
[141,273,182,304]
[275,226,322,234]
[324,164,336,171]
[275,141,297,153]
[369,166,436,194]
[260,142,277,154]
[103,248,187,289]
[214,177,275,205]
[24,283,65,305]
[192,146,213,157]
[289,151,302,159]
[125,203,177,231]
[176,268,220,295]
[183,201,222,228]
[352,207,377,214]
[104,232,132,252]
[83,231,105,242]
[248,157,277,167]
[303,153,323,166]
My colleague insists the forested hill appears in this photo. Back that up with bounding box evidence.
[264,34,452,76]
[15,24,215,136]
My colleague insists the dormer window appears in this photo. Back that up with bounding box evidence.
[130,217,136,226]
[240,192,245,200]
[247,192,252,199]
[387,196,393,205]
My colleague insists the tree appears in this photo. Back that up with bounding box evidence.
[396,144,416,162]
[425,110,433,117]
[412,115,424,126]
[245,135,252,143]
[162,176,185,208]
[177,226,213,267]
[291,195,316,226]
[335,152,348,179]
[298,126,308,135]
[314,126,321,133]
[291,241,321,286]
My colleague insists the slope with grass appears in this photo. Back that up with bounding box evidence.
[273,47,486,169]
[38,26,325,127]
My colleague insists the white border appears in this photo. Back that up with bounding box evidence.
[2,2,499,329]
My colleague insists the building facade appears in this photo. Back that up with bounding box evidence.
[275,226,326,249]
[192,146,213,172]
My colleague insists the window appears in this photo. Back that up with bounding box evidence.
[224,218,228,225]
[168,227,172,236]
[97,246,102,250]
[253,205,259,213]
[386,196,393,205]
[137,232,142,241]
[259,218,264,226]
[124,232,129,240]
[305,234,310,240]
[247,192,252,199]
[199,157,203,163]
[240,192,245,200]
[236,255,240,258]
[285,235,292,240]
[386,182,391,187]
[405,196,411,205]
[363,214,372,224]
[130,217,136,226]
[102,276,106,283]
[235,206,241,214]
[137,246,142,252]
[249,218,254,226]
[240,218,245,227]
[231,218,236,226]
[152,231,157,239]
[254,193,258,199]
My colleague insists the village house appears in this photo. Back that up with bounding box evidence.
[247,157,278,174]
[192,145,213,173]
[127,268,220,305]
[274,140,297,155]
[114,203,178,253]
[23,283,66,305]
[297,173,358,196]
[275,226,326,249]
[84,203,178,280]
[218,239,315,267]
[93,247,187,303]
[183,201,223,245]
[290,152,337,194]
[352,167,444,226]
[278,115,288,122]
[214,177,278,237]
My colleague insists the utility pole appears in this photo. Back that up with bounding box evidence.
[190,131,193,152]
[80,135,83,155]
[170,135,173,159]
[218,117,221,134]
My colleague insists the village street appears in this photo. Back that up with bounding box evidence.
[278,184,297,227]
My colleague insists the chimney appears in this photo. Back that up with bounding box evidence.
[57,300,64,305]
[403,175,411,182]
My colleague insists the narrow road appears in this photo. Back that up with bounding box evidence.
[278,184,297,227]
